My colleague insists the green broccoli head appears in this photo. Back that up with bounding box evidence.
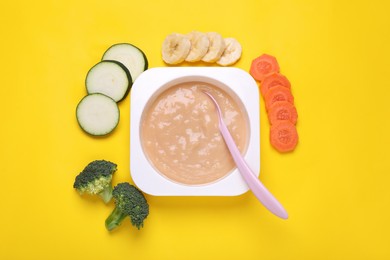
[105,182,149,231]
[73,160,117,203]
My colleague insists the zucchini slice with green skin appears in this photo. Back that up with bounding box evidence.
[76,93,120,136]
[86,60,132,102]
[102,43,148,82]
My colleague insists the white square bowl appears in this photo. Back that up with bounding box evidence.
[130,67,260,196]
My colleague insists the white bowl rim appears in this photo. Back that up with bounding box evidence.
[130,67,260,196]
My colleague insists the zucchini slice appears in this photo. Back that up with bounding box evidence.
[102,43,148,82]
[76,93,120,136]
[86,60,132,102]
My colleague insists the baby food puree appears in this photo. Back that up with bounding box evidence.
[141,81,248,185]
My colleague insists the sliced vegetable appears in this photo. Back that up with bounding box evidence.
[86,60,132,102]
[270,121,298,152]
[102,43,148,82]
[76,93,120,136]
[260,72,291,96]
[249,54,280,82]
[264,85,294,111]
[267,101,298,125]
[249,53,299,153]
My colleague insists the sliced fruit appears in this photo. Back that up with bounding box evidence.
[161,33,191,65]
[102,43,148,82]
[216,38,242,66]
[249,54,280,82]
[268,101,298,125]
[185,31,210,62]
[264,85,294,111]
[261,72,291,96]
[270,121,298,152]
[85,60,132,102]
[201,32,225,63]
[76,93,120,136]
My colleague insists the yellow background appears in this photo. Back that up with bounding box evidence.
[1,0,389,259]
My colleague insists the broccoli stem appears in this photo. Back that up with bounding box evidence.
[98,185,113,203]
[105,206,127,231]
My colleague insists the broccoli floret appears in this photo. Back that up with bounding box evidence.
[105,182,149,231]
[73,160,117,203]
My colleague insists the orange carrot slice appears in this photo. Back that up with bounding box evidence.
[249,54,280,82]
[260,73,291,96]
[268,101,298,125]
[264,85,294,111]
[270,121,298,152]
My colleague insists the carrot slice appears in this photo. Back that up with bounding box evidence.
[249,54,280,82]
[264,85,294,111]
[260,73,291,96]
[268,101,298,125]
[270,121,298,152]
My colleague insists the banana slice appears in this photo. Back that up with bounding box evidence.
[201,32,225,63]
[162,33,191,64]
[185,31,210,62]
[216,38,242,66]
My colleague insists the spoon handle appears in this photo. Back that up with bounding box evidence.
[218,119,288,219]
[203,91,288,219]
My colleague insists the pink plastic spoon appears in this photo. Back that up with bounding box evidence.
[203,91,288,219]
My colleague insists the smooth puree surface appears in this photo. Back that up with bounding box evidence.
[141,81,248,185]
